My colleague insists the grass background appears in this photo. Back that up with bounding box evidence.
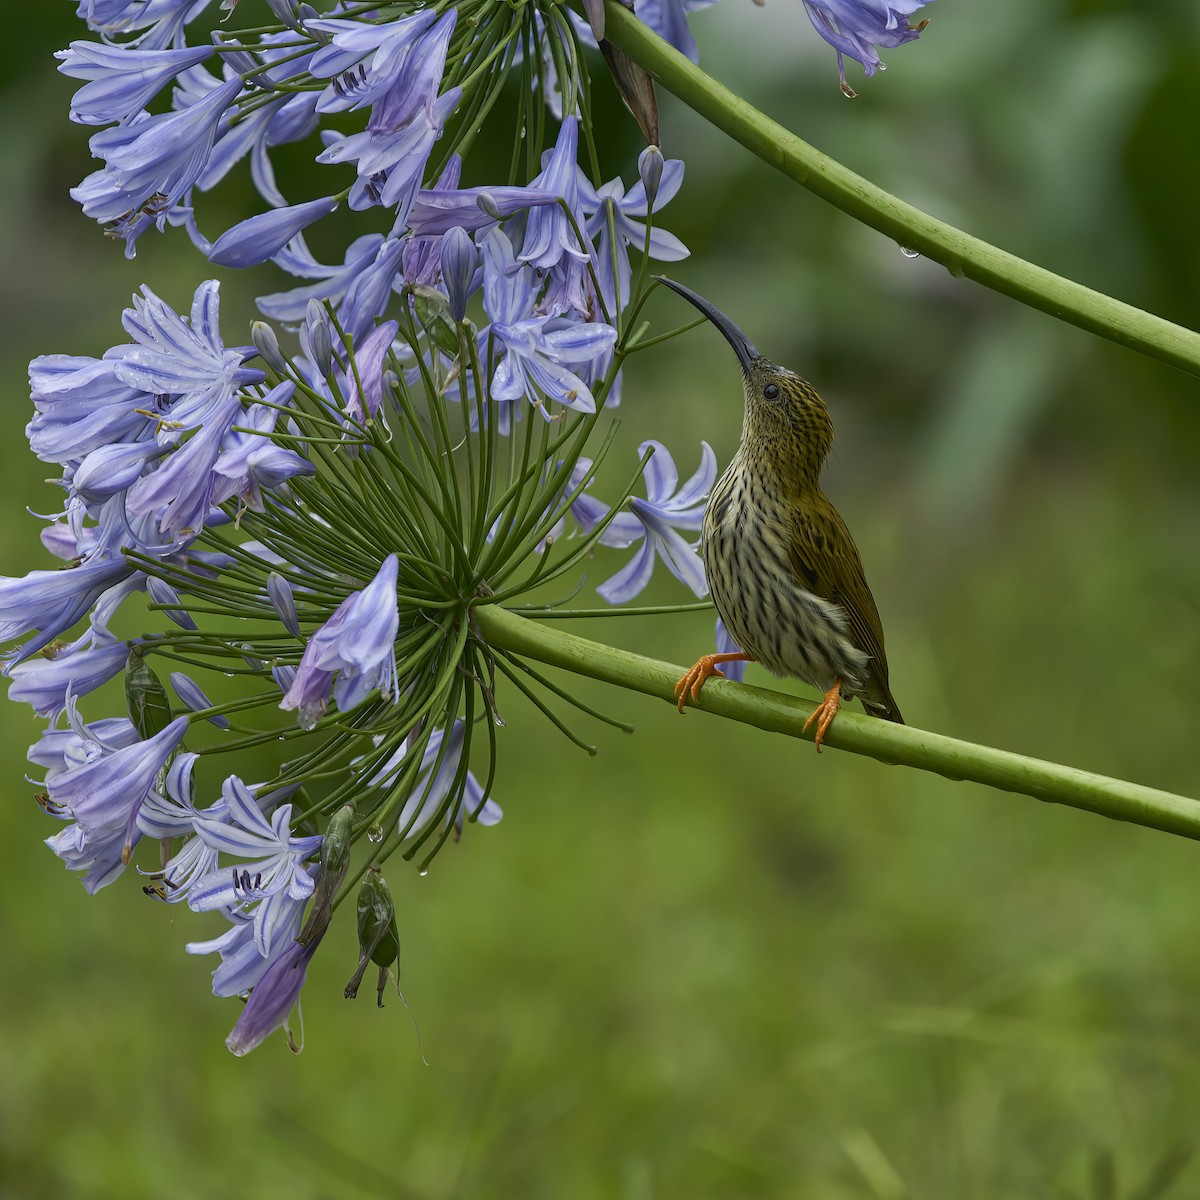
[2,1,1199,1196]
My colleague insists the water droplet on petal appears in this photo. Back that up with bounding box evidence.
[899,246,920,259]
[418,868,429,878]
[367,824,384,843]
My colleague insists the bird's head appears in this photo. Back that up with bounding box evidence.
[656,277,834,483]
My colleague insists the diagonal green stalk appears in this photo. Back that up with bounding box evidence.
[472,603,1200,843]
[599,0,1200,378]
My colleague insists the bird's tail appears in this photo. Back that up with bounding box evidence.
[864,691,904,725]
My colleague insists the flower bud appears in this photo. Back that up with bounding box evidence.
[344,866,400,1006]
[267,571,300,637]
[252,321,288,374]
[440,227,476,323]
[305,299,333,376]
[125,649,173,741]
[476,191,503,222]
[169,670,229,729]
[638,145,664,210]
[146,577,197,631]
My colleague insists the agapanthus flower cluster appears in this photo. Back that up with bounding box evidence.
[10,0,929,1053]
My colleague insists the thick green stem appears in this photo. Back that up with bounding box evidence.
[600,1,1200,378]
[473,604,1200,842]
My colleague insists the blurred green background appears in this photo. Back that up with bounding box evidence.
[3,2,1200,1196]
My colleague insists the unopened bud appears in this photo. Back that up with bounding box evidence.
[265,0,302,30]
[267,572,300,637]
[638,145,664,209]
[476,191,503,222]
[440,226,476,323]
[582,0,605,40]
[146,577,197,631]
[305,299,333,375]
[251,321,288,374]
[169,671,229,729]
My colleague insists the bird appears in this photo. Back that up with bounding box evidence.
[657,276,903,750]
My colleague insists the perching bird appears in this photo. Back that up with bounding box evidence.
[658,277,903,750]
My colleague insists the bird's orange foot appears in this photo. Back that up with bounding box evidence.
[674,656,726,713]
[673,652,753,714]
[802,679,843,752]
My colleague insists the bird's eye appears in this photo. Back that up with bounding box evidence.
[763,383,780,401]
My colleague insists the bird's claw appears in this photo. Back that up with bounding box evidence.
[802,680,843,752]
[673,656,727,713]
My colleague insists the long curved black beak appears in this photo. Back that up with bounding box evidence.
[655,276,759,374]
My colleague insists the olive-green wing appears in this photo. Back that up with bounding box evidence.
[787,497,903,722]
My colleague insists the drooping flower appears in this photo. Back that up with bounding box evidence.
[279,555,400,728]
[633,0,719,64]
[57,42,214,126]
[802,0,932,96]
[224,924,326,1056]
[42,713,189,893]
[314,12,461,219]
[71,76,242,256]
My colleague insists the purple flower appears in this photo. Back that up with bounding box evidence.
[597,440,716,603]
[257,232,385,324]
[186,886,309,995]
[110,281,263,429]
[482,229,616,416]
[366,721,502,839]
[72,439,164,504]
[309,10,441,113]
[224,925,325,1056]
[211,392,315,512]
[336,237,407,343]
[6,629,130,719]
[43,715,188,892]
[340,320,399,422]
[79,0,199,48]
[27,354,153,464]
[581,157,688,315]
[802,0,931,95]
[57,42,214,126]
[137,753,227,901]
[520,117,589,274]
[208,195,339,268]
[71,76,242,256]
[0,558,133,661]
[280,555,400,728]
[127,396,241,535]
[189,777,323,957]
[408,183,560,239]
[315,12,461,218]
[634,0,718,64]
